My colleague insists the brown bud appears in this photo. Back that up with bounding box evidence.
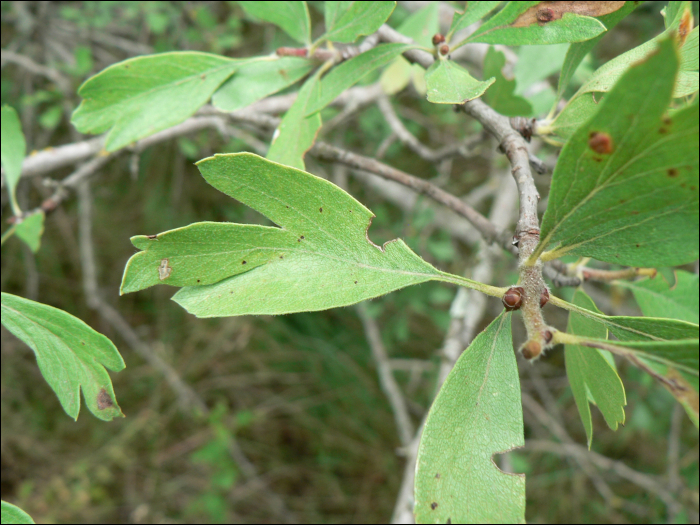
[521,340,542,360]
[539,288,550,308]
[439,44,450,56]
[432,33,445,46]
[502,286,524,312]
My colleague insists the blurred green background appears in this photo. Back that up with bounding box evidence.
[1,2,698,523]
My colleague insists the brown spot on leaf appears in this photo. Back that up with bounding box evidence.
[200,74,206,80]
[242,260,247,264]
[431,502,438,510]
[97,388,114,410]
[668,168,678,177]
[435,473,441,479]
[537,8,555,22]
[636,244,640,247]
[511,1,626,27]
[147,234,158,240]
[197,279,201,282]
[588,132,613,154]
[279,255,284,259]
[678,8,693,46]
[319,207,323,213]
[354,281,358,284]
[300,235,305,239]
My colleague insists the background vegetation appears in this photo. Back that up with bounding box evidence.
[1,2,698,523]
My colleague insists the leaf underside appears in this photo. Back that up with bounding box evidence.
[415,313,526,524]
[121,153,441,317]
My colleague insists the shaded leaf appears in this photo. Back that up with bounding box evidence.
[72,52,243,151]
[614,272,699,324]
[324,1,353,31]
[577,2,697,98]
[564,289,626,448]
[395,1,440,47]
[14,211,44,253]
[425,59,495,104]
[121,153,450,317]
[320,1,395,44]
[212,57,315,112]
[461,1,609,47]
[535,38,699,267]
[415,313,525,524]
[1,501,34,525]
[0,105,25,215]
[239,1,311,44]
[483,47,532,117]
[267,71,322,170]
[0,293,125,421]
[447,1,501,40]
[306,43,415,115]
[545,91,598,143]
[555,1,637,103]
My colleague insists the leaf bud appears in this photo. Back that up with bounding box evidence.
[539,287,550,308]
[439,44,450,56]
[502,286,524,311]
[432,33,445,46]
[521,340,542,360]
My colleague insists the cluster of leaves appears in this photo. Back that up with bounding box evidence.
[1,2,698,523]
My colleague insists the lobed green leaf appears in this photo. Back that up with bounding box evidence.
[614,272,699,324]
[425,59,495,104]
[306,43,416,115]
[482,46,532,117]
[72,52,244,151]
[460,1,609,47]
[415,313,525,524]
[0,293,125,421]
[14,211,44,253]
[267,71,323,170]
[536,37,699,267]
[121,153,448,317]
[212,57,314,112]
[564,289,626,448]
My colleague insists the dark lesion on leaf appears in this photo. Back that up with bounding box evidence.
[430,502,438,510]
[511,1,626,27]
[97,388,114,410]
[588,131,614,154]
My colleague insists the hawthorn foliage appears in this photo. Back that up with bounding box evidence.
[1,2,698,523]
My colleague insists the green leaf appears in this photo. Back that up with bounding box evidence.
[564,289,626,448]
[425,59,495,104]
[447,1,501,40]
[545,91,598,143]
[554,1,637,103]
[535,37,699,267]
[0,293,125,421]
[614,272,699,324]
[212,57,315,112]
[324,1,353,32]
[1,501,34,525]
[567,333,699,426]
[320,1,395,44]
[121,153,449,316]
[72,52,243,151]
[1,105,25,215]
[395,1,440,47]
[577,2,697,98]
[552,293,699,342]
[483,46,532,117]
[306,43,416,115]
[238,1,311,44]
[14,211,45,253]
[267,71,322,170]
[461,1,608,47]
[415,313,525,524]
